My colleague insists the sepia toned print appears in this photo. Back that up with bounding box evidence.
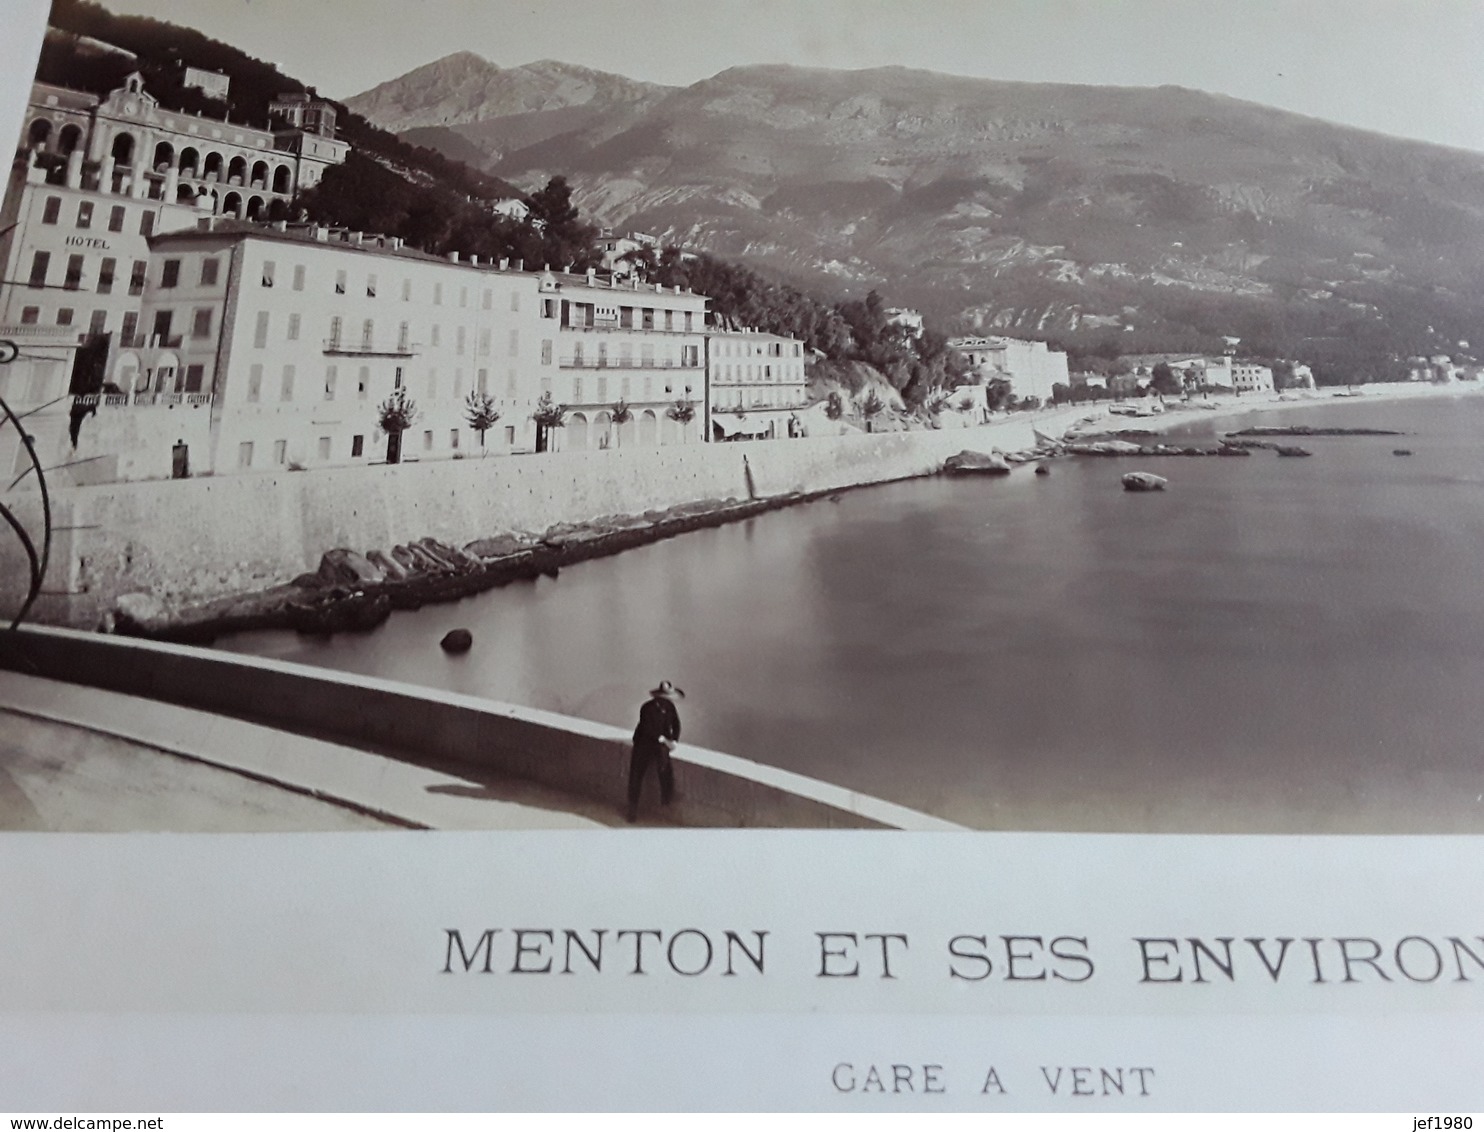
[7,0,1484,836]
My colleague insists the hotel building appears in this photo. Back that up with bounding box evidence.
[541,268,708,451]
[78,220,549,479]
[706,329,809,440]
[0,74,348,479]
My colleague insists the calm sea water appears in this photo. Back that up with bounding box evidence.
[220,395,1484,832]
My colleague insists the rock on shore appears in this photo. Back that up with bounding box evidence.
[944,449,1011,475]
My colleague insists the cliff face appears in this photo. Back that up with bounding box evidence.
[351,59,1484,354]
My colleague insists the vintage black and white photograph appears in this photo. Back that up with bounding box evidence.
[5,0,1484,838]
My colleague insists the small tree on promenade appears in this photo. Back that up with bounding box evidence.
[862,390,885,432]
[377,388,419,464]
[532,391,567,453]
[464,389,501,450]
[825,391,844,420]
[609,398,633,448]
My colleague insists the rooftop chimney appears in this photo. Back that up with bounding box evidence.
[499,258,509,270]
[469,254,480,266]
[447,251,460,263]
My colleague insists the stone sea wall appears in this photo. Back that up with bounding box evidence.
[3,415,1050,627]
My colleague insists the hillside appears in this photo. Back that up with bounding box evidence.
[352,58,1484,369]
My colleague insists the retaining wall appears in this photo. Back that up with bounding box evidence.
[2,414,1057,626]
[0,626,959,831]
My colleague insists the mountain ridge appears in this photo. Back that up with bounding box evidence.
[353,57,1484,363]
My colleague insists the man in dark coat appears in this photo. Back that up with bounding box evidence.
[627,680,683,823]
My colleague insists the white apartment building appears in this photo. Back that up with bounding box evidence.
[73,220,551,480]
[948,335,1071,404]
[706,329,809,440]
[1231,362,1275,395]
[541,269,708,450]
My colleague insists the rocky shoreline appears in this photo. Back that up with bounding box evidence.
[106,488,860,644]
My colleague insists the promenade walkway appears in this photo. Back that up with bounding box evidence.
[0,671,605,831]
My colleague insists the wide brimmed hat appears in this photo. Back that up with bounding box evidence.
[650,680,685,699]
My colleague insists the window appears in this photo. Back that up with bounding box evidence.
[431,325,440,347]
[261,261,275,288]
[273,440,287,465]
[510,290,520,313]
[596,376,607,401]
[191,308,213,339]
[366,274,377,298]
[573,341,583,367]
[184,364,204,392]
[108,205,125,233]
[460,286,467,308]
[427,369,437,400]
[247,365,262,401]
[620,307,633,329]
[324,365,337,400]
[684,311,693,331]
[394,366,404,389]
[41,196,60,225]
[253,311,269,348]
[665,310,674,331]
[19,307,38,325]
[292,265,305,292]
[482,289,491,311]
[28,251,49,288]
[401,279,411,302]
[542,298,557,319]
[351,435,364,458]
[573,376,584,401]
[151,310,173,344]
[334,270,346,295]
[287,313,300,341]
[238,441,254,468]
[397,321,409,351]
[97,258,115,295]
[456,326,466,355]
[76,201,93,230]
[56,308,73,326]
[642,308,655,330]
[449,429,459,449]
[361,319,374,348]
[139,212,154,237]
[504,426,515,445]
[507,329,519,357]
[357,367,369,398]
[328,316,342,348]
[477,368,487,394]
[89,309,106,336]
[318,437,331,460]
[121,311,138,345]
[541,339,553,365]
[280,365,295,401]
[422,430,433,451]
[478,328,490,356]
[433,283,442,305]
[161,259,180,289]
[129,260,147,296]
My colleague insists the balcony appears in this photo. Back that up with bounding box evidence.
[561,323,703,336]
[560,356,700,370]
[72,391,212,409]
[323,339,418,358]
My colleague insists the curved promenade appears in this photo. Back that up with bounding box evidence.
[0,625,962,830]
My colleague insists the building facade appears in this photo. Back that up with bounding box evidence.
[1231,361,1275,395]
[948,335,1071,404]
[70,221,551,480]
[706,329,808,440]
[541,269,708,451]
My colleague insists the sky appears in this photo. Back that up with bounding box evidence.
[18,0,1484,152]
